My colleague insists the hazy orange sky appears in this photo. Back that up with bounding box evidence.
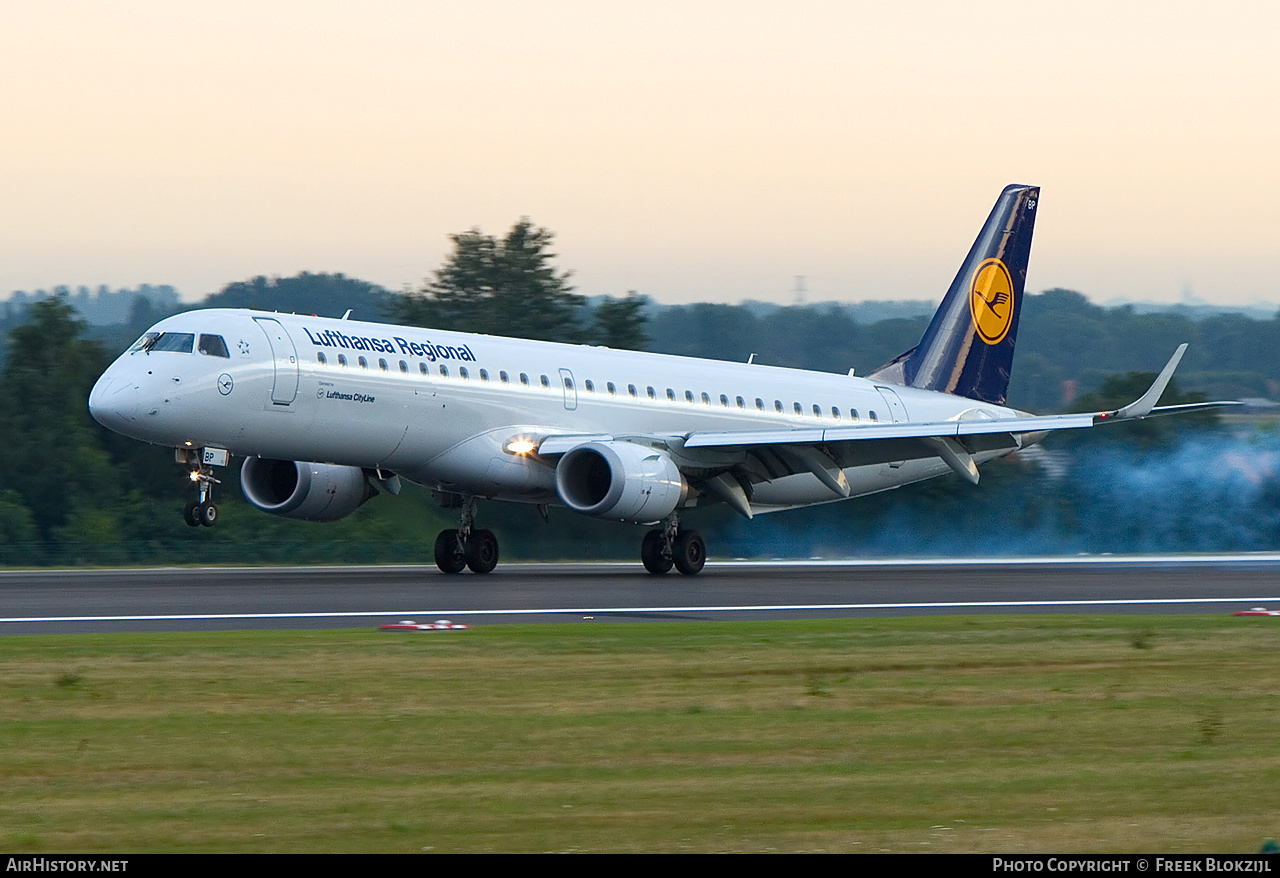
[3,2,1277,306]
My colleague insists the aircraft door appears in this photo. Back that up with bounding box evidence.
[874,385,908,422]
[559,368,578,411]
[254,317,299,405]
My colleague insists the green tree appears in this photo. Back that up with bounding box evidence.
[589,293,650,350]
[205,272,393,321]
[394,219,586,342]
[0,298,118,540]
[0,489,38,547]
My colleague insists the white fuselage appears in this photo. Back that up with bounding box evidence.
[89,308,1025,514]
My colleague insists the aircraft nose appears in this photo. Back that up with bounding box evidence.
[88,374,140,431]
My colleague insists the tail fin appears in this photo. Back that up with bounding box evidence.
[869,184,1039,405]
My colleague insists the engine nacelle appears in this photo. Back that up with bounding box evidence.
[554,441,686,523]
[240,458,375,522]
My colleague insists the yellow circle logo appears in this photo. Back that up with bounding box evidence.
[968,258,1015,345]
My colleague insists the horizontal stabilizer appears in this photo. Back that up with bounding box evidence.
[1146,401,1243,417]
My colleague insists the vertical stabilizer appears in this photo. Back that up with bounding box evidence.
[869,184,1038,405]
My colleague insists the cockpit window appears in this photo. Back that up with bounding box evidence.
[198,334,230,358]
[131,332,194,353]
[128,332,160,352]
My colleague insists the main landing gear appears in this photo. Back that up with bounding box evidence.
[640,514,705,576]
[180,452,220,528]
[434,496,499,575]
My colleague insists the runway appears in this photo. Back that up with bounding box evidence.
[3,555,1280,634]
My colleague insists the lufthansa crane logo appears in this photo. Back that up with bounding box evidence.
[968,258,1015,345]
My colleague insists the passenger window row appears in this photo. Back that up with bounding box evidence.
[312,351,875,421]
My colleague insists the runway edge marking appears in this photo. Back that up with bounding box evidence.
[7,596,1280,625]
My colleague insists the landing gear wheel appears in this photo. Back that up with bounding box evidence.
[465,529,499,575]
[641,529,673,575]
[672,529,706,576]
[198,502,218,527]
[183,501,201,527]
[434,529,466,574]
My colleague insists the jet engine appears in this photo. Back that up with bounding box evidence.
[554,441,686,523]
[240,458,376,522]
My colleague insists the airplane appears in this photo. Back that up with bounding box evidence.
[88,184,1226,576]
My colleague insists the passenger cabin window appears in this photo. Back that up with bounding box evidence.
[647,386,656,399]
[607,382,617,395]
[701,392,711,405]
[317,352,327,365]
[479,369,489,381]
[794,402,803,415]
[666,388,676,401]
[500,371,510,383]
[419,363,429,375]
[869,411,879,422]
[813,404,822,417]
[358,356,368,369]
[628,384,638,397]
[850,409,859,421]
[684,390,694,403]
[378,358,388,371]
[459,367,469,380]
[774,400,783,413]
[755,398,764,411]
[584,380,594,393]
[520,373,530,386]
[439,365,449,378]
[399,360,408,373]
[540,375,550,388]
[831,407,840,419]
[198,334,230,358]
[338,354,348,367]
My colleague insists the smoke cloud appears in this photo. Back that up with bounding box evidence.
[713,430,1280,558]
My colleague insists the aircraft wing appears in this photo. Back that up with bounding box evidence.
[535,346,1237,501]
[685,343,1227,449]
[682,345,1233,487]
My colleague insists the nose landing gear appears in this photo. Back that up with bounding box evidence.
[179,449,220,528]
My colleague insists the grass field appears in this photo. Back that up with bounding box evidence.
[1,616,1278,853]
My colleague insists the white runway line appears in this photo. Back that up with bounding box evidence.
[7,596,1280,624]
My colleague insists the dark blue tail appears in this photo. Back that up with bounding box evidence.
[869,184,1039,405]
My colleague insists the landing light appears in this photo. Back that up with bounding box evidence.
[506,438,536,455]
[189,470,201,482]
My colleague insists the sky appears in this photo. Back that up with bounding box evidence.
[3,1,1278,307]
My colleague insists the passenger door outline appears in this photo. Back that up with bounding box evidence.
[254,317,299,405]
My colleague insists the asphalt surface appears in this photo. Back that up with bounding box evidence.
[3,556,1280,633]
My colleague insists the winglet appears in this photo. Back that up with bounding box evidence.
[1100,344,1188,422]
